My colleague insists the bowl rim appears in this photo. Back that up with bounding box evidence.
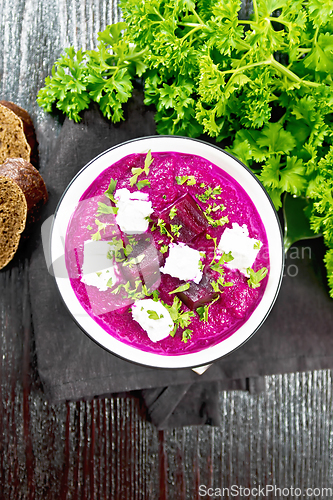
[51,135,285,369]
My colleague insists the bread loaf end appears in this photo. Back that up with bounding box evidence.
[0,176,27,270]
[0,103,31,165]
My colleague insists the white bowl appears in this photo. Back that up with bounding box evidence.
[51,136,284,368]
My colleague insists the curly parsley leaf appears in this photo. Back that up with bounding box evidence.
[37,47,90,122]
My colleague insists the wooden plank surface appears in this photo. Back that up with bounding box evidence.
[1,1,333,498]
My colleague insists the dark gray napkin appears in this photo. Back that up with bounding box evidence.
[29,93,333,428]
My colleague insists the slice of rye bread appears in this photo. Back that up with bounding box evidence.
[0,100,38,167]
[0,175,27,270]
[0,103,31,165]
[0,158,48,229]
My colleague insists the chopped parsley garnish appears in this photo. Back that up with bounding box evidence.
[206,233,234,275]
[253,240,261,250]
[123,254,145,268]
[147,310,164,320]
[206,234,218,266]
[182,329,192,343]
[127,235,138,245]
[169,283,190,295]
[175,175,187,185]
[205,202,225,215]
[142,286,160,301]
[107,236,125,261]
[211,281,220,292]
[91,219,109,241]
[196,306,207,322]
[163,296,195,337]
[157,219,173,240]
[187,176,196,186]
[104,178,118,203]
[160,245,169,254]
[210,251,234,276]
[169,206,177,220]
[196,296,219,323]
[247,267,268,289]
[196,185,222,203]
[130,150,153,187]
[96,202,118,216]
[204,212,229,228]
[157,218,167,234]
[204,239,235,296]
[203,202,228,227]
[86,225,92,230]
[222,251,234,263]
[106,277,113,288]
[136,179,151,190]
[170,224,182,237]
[112,279,144,300]
[108,237,123,248]
[124,244,133,257]
[211,276,233,293]
[130,168,144,187]
[175,175,196,186]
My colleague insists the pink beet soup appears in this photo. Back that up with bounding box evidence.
[65,151,269,355]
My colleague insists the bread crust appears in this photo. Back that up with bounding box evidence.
[0,176,27,270]
[0,158,48,229]
[0,100,39,167]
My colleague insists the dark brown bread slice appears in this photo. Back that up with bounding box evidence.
[0,176,27,270]
[0,100,38,167]
[0,158,48,229]
[0,103,31,164]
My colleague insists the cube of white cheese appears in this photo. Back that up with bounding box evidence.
[131,298,174,342]
[218,223,262,275]
[81,240,118,291]
[114,188,153,234]
[160,242,203,284]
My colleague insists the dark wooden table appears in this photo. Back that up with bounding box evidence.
[1,1,333,498]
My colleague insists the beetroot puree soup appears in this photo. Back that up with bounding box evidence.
[65,151,269,355]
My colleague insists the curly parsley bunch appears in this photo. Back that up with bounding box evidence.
[37,22,147,123]
[309,147,333,297]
